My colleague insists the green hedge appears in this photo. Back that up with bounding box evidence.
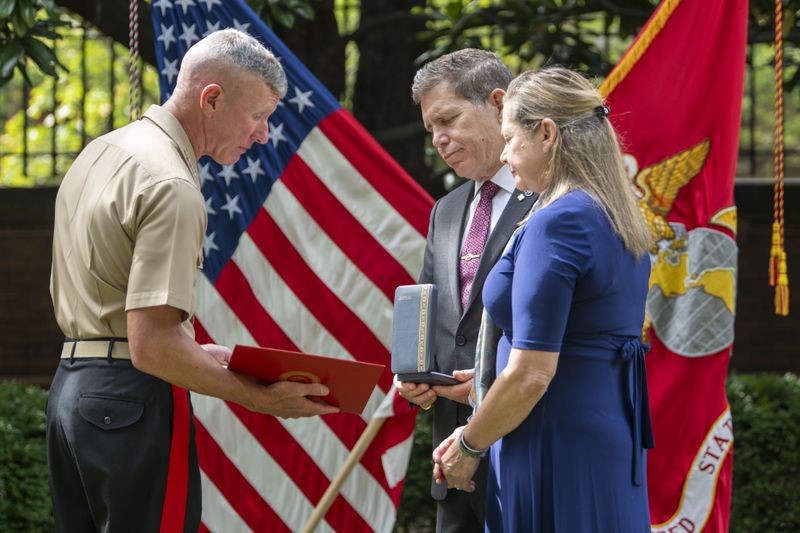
[0,382,53,532]
[2,374,798,532]
[728,372,800,532]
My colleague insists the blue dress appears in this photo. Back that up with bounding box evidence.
[482,190,653,532]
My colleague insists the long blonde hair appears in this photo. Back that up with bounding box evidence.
[506,67,652,257]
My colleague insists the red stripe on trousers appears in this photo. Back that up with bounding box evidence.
[159,385,190,533]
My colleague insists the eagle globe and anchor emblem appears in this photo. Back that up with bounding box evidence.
[625,139,737,357]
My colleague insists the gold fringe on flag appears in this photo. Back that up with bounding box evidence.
[599,0,681,96]
[771,0,789,315]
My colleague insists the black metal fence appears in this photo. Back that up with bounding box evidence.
[0,13,160,186]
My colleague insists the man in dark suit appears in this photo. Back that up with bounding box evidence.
[396,49,535,533]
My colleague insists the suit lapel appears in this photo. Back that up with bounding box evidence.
[462,189,536,316]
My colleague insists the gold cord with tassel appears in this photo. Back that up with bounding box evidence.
[771,0,789,315]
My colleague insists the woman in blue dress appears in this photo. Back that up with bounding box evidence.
[433,66,654,532]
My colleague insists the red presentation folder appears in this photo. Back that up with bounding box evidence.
[227,345,385,415]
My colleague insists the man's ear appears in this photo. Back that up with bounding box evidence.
[488,88,506,119]
[541,118,558,152]
[200,83,223,115]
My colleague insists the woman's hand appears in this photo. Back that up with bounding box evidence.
[432,425,479,492]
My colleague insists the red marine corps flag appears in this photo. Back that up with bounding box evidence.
[600,0,747,531]
[150,0,432,531]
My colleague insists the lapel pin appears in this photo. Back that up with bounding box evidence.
[517,193,525,201]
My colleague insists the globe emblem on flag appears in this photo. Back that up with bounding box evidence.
[624,144,737,357]
[647,224,736,357]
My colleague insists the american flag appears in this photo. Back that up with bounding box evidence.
[150,1,433,531]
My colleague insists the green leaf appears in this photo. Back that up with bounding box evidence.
[293,3,314,21]
[22,36,58,76]
[19,2,37,28]
[0,42,21,79]
[11,9,32,37]
[268,5,295,28]
[0,0,15,19]
[29,25,61,40]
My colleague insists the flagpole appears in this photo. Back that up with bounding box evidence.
[301,417,386,533]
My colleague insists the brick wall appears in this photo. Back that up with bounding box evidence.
[733,184,800,373]
[0,188,61,384]
[0,185,797,386]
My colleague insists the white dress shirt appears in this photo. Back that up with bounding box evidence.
[460,165,516,251]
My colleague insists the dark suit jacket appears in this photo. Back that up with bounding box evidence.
[419,179,535,505]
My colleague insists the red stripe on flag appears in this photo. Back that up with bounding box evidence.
[227,403,375,532]
[281,155,416,299]
[213,261,297,349]
[194,319,212,345]
[317,110,433,236]
[205,259,396,492]
[246,209,393,387]
[195,419,291,532]
[198,314,376,529]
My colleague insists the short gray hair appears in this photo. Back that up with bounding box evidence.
[411,48,512,105]
[188,28,287,98]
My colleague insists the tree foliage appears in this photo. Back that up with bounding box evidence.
[0,15,159,186]
[2,0,800,189]
[0,0,67,85]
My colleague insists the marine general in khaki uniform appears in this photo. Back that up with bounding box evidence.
[47,29,338,533]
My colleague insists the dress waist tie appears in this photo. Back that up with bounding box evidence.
[620,339,655,486]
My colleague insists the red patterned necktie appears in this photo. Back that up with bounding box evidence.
[459,180,501,310]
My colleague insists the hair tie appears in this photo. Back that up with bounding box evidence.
[594,105,610,120]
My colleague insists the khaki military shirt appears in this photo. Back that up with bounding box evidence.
[50,105,206,340]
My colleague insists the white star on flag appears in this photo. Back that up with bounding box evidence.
[242,156,266,183]
[221,193,243,220]
[179,23,200,48]
[152,0,172,16]
[160,58,179,85]
[199,0,222,11]
[205,196,217,216]
[232,18,251,32]
[217,164,239,186]
[175,0,196,14]
[203,232,220,257]
[269,121,287,149]
[199,162,214,187]
[203,20,221,36]
[289,87,315,114]
[157,23,176,51]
